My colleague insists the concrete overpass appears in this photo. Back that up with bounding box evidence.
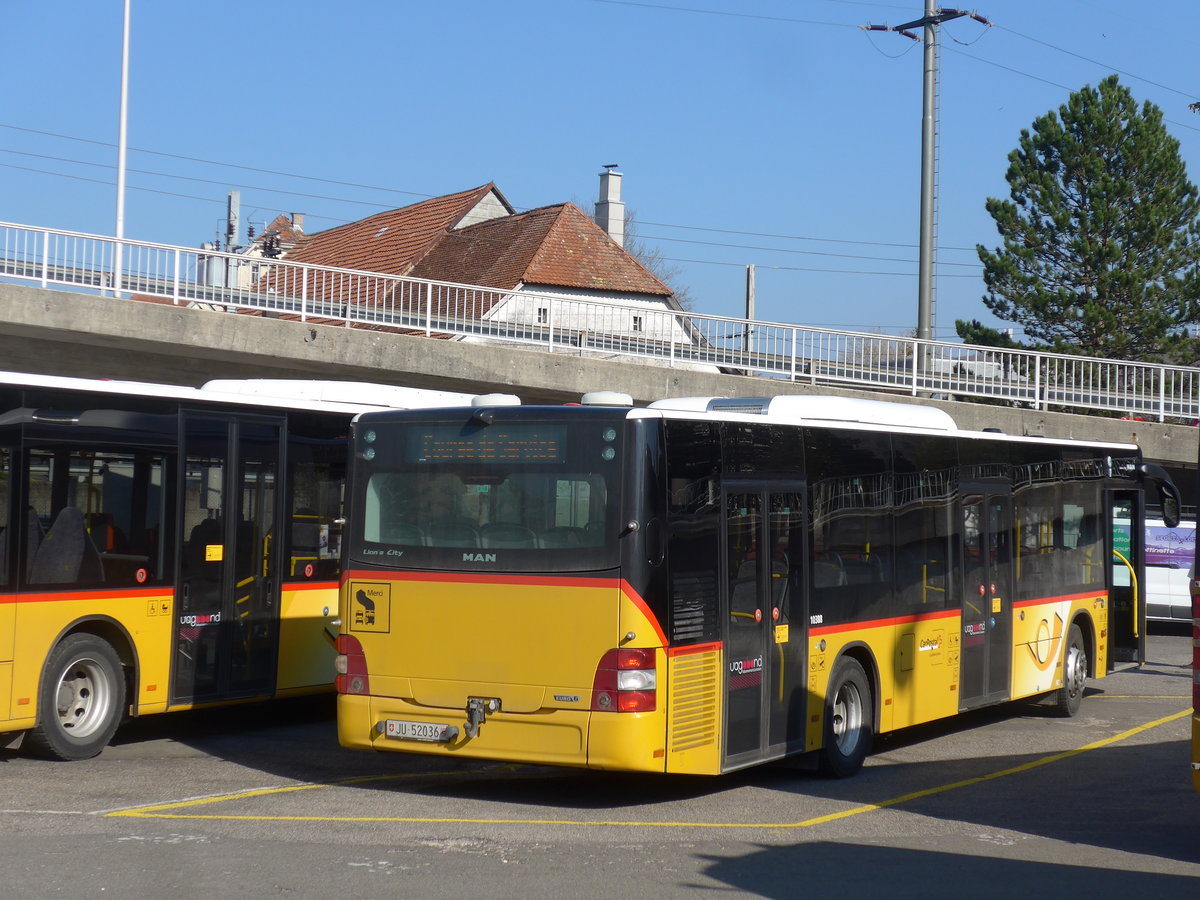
[2,281,1196,475]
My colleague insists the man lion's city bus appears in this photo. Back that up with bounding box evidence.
[0,370,471,760]
[336,392,1180,776]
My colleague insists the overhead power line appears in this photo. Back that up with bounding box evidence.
[0,123,982,257]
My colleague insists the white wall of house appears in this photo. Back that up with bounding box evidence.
[456,191,511,228]
[483,284,694,345]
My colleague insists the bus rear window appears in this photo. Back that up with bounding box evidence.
[362,471,609,554]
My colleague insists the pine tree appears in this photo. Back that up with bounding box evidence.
[977,75,1200,363]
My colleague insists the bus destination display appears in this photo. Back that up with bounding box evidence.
[410,424,567,464]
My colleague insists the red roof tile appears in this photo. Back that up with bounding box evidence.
[411,202,671,298]
[282,184,502,276]
[256,186,672,315]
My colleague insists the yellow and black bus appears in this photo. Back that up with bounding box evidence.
[336,393,1180,776]
[0,370,472,760]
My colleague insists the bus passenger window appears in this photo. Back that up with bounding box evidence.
[26,449,166,588]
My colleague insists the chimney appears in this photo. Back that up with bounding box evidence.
[290,212,305,233]
[594,165,624,247]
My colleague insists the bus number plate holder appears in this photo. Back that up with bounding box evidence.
[382,719,458,743]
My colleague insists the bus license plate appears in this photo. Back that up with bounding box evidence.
[384,719,454,743]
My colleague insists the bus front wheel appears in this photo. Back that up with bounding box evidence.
[818,657,873,778]
[25,634,126,761]
[1053,623,1087,717]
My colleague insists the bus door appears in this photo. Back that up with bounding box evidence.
[722,486,807,769]
[1107,491,1143,666]
[959,489,1013,710]
[173,415,284,703]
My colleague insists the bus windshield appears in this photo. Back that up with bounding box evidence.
[350,412,625,572]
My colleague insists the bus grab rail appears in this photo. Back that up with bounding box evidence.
[1112,548,1140,639]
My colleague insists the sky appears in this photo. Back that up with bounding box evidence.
[3,1,1200,341]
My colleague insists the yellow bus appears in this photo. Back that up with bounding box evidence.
[0,371,471,760]
[336,393,1180,776]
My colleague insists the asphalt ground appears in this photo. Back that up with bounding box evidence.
[1,625,1196,898]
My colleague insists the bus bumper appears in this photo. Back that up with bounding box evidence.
[337,694,669,772]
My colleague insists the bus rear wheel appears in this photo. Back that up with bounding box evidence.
[818,657,873,778]
[25,634,126,761]
[1053,623,1087,717]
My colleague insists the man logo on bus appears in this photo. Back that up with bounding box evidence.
[355,589,376,626]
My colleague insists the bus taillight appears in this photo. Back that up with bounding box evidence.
[335,634,369,695]
[591,648,656,713]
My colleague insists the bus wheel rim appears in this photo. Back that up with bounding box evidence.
[54,657,113,740]
[833,682,863,753]
[1064,644,1086,698]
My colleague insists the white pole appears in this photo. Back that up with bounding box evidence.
[114,0,130,297]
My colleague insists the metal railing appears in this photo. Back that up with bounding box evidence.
[2,220,1198,423]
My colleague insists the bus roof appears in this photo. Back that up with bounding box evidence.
[638,394,1139,451]
[0,369,476,416]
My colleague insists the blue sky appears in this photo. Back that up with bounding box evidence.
[3,1,1200,340]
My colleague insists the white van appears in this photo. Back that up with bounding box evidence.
[1144,518,1194,623]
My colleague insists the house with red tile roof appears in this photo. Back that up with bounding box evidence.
[259,181,692,347]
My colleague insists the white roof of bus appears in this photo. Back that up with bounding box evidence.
[649,395,957,431]
[0,370,475,415]
[636,394,1139,451]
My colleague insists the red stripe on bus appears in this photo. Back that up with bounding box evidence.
[619,582,668,648]
[6,587,171,603]
[280,580,338,592]
[1013,592,1105,608]
[809,592,1109,637]
[810,606,960,636]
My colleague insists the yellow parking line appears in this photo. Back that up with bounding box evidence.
[1089,695,1190,700]
[107,709,1190,829]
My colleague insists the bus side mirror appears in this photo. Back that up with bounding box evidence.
[1137,462,1182,528]
[1160,491,1180,529]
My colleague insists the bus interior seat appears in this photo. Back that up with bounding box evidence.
[291,516,323,557]
[730,559,759,619]
[843,552,886,584]
[383,522,427,545]
[583,521,606,544]
[188,516,222,549]
[538,526,585,548]
[28,506,105,584]
[21,506,44,580]
[185,517,224,585]
[480,522,538,549]
[427,519,480,548]
[86,512,130,553]
[812,552,846,588]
